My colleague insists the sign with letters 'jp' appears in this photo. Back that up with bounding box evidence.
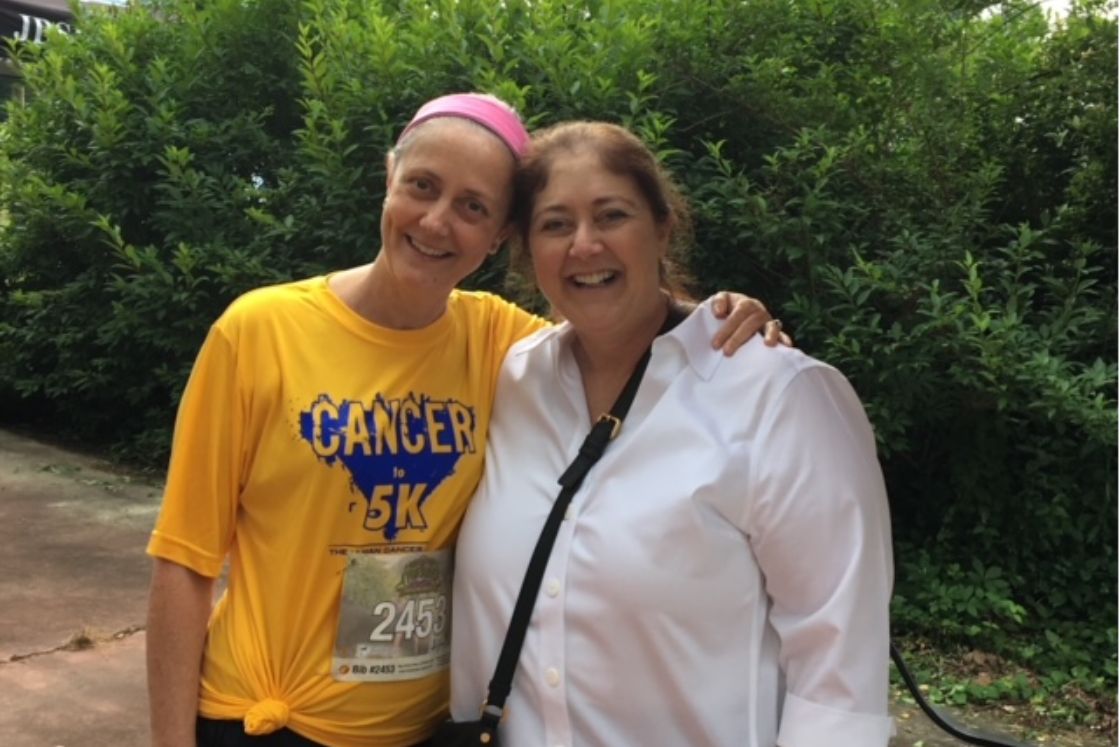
[1,0,73,51]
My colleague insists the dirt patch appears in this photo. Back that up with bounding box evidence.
[890,693,1114,747]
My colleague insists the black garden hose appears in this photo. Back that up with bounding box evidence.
[891,642,1036,747]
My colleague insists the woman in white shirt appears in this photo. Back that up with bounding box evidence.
[450,121,895,747]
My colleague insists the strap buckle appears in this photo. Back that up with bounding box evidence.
[481,700,505,720]
[596,413,622,440]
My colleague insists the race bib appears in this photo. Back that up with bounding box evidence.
[332,548,451,682]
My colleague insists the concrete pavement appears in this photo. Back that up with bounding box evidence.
[0,428,158,747]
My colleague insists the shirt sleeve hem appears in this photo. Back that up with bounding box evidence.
[777,692,895,747]
[146,530,225,578]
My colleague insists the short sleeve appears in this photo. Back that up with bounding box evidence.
[146,322,245,578]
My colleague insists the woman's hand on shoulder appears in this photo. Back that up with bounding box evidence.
[709,291,793,356]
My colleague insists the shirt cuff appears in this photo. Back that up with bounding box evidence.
[146,530,225,578]
[777,692,895,747]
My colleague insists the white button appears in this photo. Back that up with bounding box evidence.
[564,505,574,520]
[545,579,561,597]
[545,667,561,687]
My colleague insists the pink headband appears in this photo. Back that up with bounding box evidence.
[397,93,530,158]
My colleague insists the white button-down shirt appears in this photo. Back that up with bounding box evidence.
[451,302,895,747]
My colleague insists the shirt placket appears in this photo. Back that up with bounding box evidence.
[534,485,579,747]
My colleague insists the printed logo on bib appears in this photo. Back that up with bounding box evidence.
[332,548,451,682]
[299,393,476,540]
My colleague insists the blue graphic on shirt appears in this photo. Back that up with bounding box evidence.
[299,393,476,541]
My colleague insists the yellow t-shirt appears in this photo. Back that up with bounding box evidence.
[147,276,547,747]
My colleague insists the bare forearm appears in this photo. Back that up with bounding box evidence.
[147,558,215,747]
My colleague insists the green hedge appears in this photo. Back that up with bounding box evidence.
[1,0,1115,712]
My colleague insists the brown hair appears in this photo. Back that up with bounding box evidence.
[510,121,697,300]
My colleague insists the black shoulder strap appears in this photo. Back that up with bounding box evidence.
[478,304,687,725]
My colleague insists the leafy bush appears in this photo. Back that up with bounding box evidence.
[0,0,1114,710]
[0,0,305,454]
[671,0,1117,708]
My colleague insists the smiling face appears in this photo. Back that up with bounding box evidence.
[378,118,516,302]
[528,147,671,339]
